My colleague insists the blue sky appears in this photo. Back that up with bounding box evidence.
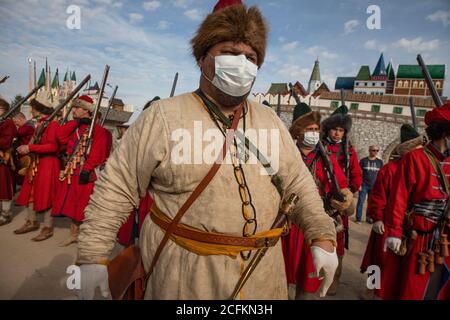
[0,0,449,113]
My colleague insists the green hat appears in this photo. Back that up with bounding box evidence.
[331,105,349,116]
[292,103,312,123]
[400,124,420,143]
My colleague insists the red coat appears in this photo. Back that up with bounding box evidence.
[117,193,153,246]
[282,148,347,293]
[360,160,401,298]
[0,119,17,200]
[52,120,110,222]
[382,144,450,300]
[15,119,60,212]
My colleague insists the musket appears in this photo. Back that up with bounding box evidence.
[229,194,300,300]
[101,85,118,126]
[170,72,179,97]
[340,89,346,108]
[409,97,418,130]
[83,65,110,158]
[416,54,443,108]
[0,75,9,84]
[0,84,44,121]
[317,141,346,203]
[289,82,301,104]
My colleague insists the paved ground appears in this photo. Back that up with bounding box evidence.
[0,200,372,300]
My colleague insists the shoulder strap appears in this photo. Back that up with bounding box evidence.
[195,89,283,197]
[147,106,242,277]
[423,146,450,196]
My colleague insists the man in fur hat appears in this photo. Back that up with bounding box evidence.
[76,0,337,300]
[0,98,18,226]
[321,105,362,295]
[52,95,111,246]
[360,124,425,299]
[282,103,352,299]
[383,104,450,300]
[14,96,59,241]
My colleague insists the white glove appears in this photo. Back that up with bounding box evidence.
[372,221,385,235]
[77,264,111,300]
[310,246,339,297]
[384,237,402,254]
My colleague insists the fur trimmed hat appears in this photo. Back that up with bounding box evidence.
[424,103,450,125]
[71,95,95,112]
[30,97,54,116]
[191,0,269,68]
[396,124,426,156]
[321,105,352,134]
[289,103,321,139]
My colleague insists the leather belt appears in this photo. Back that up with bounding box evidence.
[150,205,279,249]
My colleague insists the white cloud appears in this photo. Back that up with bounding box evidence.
[172,0,191,8]
[282,41,299,52]
[129,13,143,23]
[344,20,359,35]
[426,10,450,27]
[143,1,161,11]
[364,40,387,52]
[157,20,171,30]
[305,46,338,60]
[277,65,311,81]
[394,37,441,53]
[184,8,203,21]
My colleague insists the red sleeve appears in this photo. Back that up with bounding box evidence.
[18,125,35,145]
[105,129,112,157]
[331,154,348,189]
[385,155,416,238]
[28,121,59,154]
[0,119,17,149]
[82,124,108,171]
[349,146,362,192]
[56,120,78,145]
[367,165,389,222]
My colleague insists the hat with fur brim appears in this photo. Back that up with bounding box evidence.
[0,98,10,112]
[396,124,426,156]
[321,105,352,134]
[289,103,321,139]
[191,0,269,68]
[30,98,54,116]
[71,95,95,112]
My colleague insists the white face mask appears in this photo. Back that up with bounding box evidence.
[204,54,258,97]
[303,131,320,147]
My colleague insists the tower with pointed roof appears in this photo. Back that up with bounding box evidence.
[385,60,396,94]
[353,53,389,95]
[308,59,322,94]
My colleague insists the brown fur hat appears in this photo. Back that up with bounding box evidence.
[289,111,321,140]
[190,3,269,67]
[30,98,53,116]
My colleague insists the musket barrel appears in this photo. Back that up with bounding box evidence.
[170,72,179,98]
[416,54,443,108]
[409,97,417,130]
[1,84,44,121]
[88,65,110,140]
[101,85,118,126]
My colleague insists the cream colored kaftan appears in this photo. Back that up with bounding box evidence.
[77,92,336,300]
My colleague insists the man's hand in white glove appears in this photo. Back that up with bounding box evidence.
[384,237,402,254]
[77,264,111,300]
[310,243,339,297]
[372,221,385,235]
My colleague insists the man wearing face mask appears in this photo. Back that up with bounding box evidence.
[282,103,352,299]
[382,104,450,300]
[76,0,337,300]
[321,105,362,296]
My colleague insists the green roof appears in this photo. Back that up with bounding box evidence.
[267,83,289,95]
[386,62,396,80]
[71,71,76,81]
[397,65,445,79]
[356,66,371,81]
[51,69,59,89]
[37,68,46,87]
